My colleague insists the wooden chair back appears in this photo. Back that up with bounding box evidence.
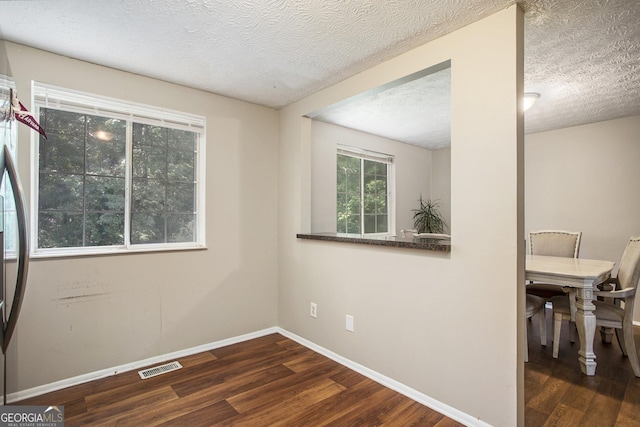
[529,230,581,258]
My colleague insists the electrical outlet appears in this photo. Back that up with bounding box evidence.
[346,315,354,332]
[310,302,318,318]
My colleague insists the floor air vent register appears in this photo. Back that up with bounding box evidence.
[138,361,183,379]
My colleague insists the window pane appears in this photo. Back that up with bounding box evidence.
[337,169,346,193]
[167,149,195,181]
[338,154,362,234]
[167,213,195,242]
[131,213,165,244]
[40,109,86,140]
[345,155,360,171]
[166,182,195,212]
[39,173,84,211]
[346,172,360,195]
[39,109,86,174]
[377,192,387,214]
[337,193,347,233]
[364,214,375,234]
[132,145,167,179]
[364,160,376,175]
[168,129,197,151]
[363,192,375,214]
[133,123,167,147]
[377,215,388,233]
[85,176,125,212]
[132,124,199,246]
[337,153,348,170]
[86,139,126,176]
[85,213,124,246]
[132,178,165,213]
[347,196,361,216]
[38,212,84,248]
[86,117,126,176]
[87,116,126,144]
[347,214,360,234]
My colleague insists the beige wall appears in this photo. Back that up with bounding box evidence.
[310,120,432,234]
[279,6,524,427]
[525,115,640,322]
[4,42,279,393]
[431,147,452,232]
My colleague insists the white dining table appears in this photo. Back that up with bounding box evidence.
[525,254,616,376]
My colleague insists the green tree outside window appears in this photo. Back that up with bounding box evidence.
[337,153,389,235]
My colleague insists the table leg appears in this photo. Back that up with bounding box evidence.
[575,287,597,375]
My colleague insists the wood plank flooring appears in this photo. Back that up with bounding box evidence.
[14,316,640,427]
[525,307,640,427]
[15,334,464,426]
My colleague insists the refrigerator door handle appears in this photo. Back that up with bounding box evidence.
[2,145,29,354]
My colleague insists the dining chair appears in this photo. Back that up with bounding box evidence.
[549,289,577,358]
[525,294,547,362]
[526,230,582,299]
[550,236,640,377]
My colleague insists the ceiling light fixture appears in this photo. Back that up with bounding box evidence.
[523,93,540,112]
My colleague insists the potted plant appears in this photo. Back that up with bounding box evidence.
[412,197,447,234]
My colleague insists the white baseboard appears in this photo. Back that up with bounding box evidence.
[10,326,486,427]
[275,327,490,427]
[8,327,279,403]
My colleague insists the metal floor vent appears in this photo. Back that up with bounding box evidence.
[138,361,183,379]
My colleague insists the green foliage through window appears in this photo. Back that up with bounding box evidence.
[37,107,200,251]
[337,152,389,235]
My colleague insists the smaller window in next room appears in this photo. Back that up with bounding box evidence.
[336,145,393,236]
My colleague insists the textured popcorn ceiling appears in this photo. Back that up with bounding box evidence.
[311,65,453,149]
[0,0,638,148]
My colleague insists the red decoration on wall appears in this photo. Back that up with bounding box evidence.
[10,89,47,139]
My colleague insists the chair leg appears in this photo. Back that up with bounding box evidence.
[622,323,640,377]
[553,312,562,358]
[538,310,547,347]
[616,327,628,357]
[524,318,529,363]
[569,321,576,343]
[601,326,614,344]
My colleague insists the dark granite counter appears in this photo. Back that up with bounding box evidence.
[296,233,451,252]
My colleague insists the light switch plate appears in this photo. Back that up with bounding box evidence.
[346,315,354,332]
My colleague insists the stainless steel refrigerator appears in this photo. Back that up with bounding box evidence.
[0,40,30,405]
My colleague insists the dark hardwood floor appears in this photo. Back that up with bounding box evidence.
[16,333,465,426]
[14,316,640,427]
[525,307,640,426]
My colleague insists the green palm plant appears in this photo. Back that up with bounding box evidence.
[412,197,447,234]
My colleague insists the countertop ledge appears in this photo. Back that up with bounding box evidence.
[296,233,451,252]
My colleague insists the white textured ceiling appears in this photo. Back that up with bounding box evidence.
[311,64,453,149]
[0,0,639,148]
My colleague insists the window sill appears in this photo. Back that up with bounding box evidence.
[296,233,451,252]
[29,244,207,260]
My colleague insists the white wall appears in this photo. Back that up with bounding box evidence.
[4,42,279,393]
[279,6,524,427]
[525,115,640,321]
[310,120,432,234]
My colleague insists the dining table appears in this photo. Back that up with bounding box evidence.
[525,254,616,376]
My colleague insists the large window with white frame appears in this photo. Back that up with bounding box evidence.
[32,83,206,256]
[336,145,393,236]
